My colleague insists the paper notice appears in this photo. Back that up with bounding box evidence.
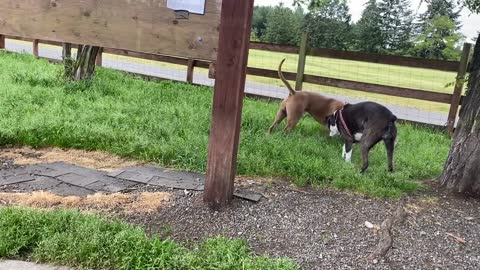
[167,0,206,15]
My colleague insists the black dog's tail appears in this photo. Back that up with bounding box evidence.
[383,115,398,140]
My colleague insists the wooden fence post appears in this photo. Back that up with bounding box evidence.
[32,39,39,57]
[447,43,472,135]
[186,58,195,83]
[0,35,5,49]
[95,47,103,66]
[62,43,72,60]
[204,0,254,209]
[295,32,308,91]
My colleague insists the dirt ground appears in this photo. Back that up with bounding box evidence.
[1,147,479,270]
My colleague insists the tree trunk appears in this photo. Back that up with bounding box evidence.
[439,35,480,196]
[62,44,100,81]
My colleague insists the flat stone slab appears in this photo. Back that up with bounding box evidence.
[14,177,62,191]
[234,190,263,202]
[50,183,95,197]
[0,173,35,186]
[85,178,137,193]
[0,162,263,202]
[0,260,69,270]
[148,176,204,191]
[57,173,99,187]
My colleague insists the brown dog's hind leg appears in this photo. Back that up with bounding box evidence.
[268,108,287,133]
[283,110,303,133]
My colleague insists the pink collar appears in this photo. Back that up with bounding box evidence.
[339,108,353,139]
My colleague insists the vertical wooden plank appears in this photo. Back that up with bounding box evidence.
[295,32,308,91]
[95,47,103,66]
[208,63,216,79]
[186,58,195,83]
[62,43,72,60]
[204,0,254,208]
[32,39,39,57]
[0,34,5,49]
[447,43,472,135]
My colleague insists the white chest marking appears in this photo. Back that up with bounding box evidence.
[342,144,352,163]
[354,133,363,141]
[345,149,352,163]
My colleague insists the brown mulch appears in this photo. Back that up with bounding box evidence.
[1,149,480,270]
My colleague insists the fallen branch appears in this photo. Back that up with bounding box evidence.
[446,232,466,244]
[367,202,407,262]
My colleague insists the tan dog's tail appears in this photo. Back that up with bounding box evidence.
[278,59,296,96]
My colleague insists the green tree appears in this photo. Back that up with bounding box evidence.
[418,0,461,29]
[354,0,383,53]
[252,6,274,41]
[264,4,302,46]
[303,0,353,50]
[378,0,414,55]
[412,16,463,60]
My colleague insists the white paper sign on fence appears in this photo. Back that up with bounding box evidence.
[167,0,206,15]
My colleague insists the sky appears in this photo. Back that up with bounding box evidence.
[255,0,480,42]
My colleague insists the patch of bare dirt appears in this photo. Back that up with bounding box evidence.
[0,191,171,213]
[0,146,143,172]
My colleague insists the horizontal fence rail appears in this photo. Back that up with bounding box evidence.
[1,34,469,130]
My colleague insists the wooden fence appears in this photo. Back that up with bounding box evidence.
[0,34,471,133]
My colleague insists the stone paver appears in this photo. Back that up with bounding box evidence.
[49,183,95,197]
[0,161,263,201]
[0,260,69,270]
[56,173,99,187]
[0,173,35,185]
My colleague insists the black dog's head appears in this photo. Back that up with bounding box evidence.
[326,113,339,137]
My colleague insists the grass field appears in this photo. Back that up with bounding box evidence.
[0,207,296,269]
[0,52,451,197]
[106,48,457,113]
[25,40,458,113]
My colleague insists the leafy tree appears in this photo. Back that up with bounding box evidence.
[252,6,274,41]
[418,0,461,29]
[377,0,414,55]
[303,0,353,50]
[264,3,302,46]
[354,0,383,53]
[412,16,464,60]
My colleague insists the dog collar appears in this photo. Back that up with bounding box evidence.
[338,108,353,139]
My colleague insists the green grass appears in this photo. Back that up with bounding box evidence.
[0,207,296,270]
[0,51,451,197]
[33,40,457,113]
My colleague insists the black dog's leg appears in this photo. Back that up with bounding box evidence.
[343,140,353,162]
[384,138,395,172]
[360,134,382,173]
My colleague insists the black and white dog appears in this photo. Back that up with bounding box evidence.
[326,102,397,173]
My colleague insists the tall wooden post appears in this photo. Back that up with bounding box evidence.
[0,35,5,49]
[204,0,254,209]
[186,58,195,84]
[447,43,472,135]
[95,47,103,66]
[32,39,39,57]
[295,32,308,91]
[62,43,72,60]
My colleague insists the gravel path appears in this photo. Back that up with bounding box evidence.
[1,154,479,270]
[125,182,480,270]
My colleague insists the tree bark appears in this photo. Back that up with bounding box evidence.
[439,35,480,196]
[62,44,100,81]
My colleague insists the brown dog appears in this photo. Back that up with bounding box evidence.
[268,59,345,133]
